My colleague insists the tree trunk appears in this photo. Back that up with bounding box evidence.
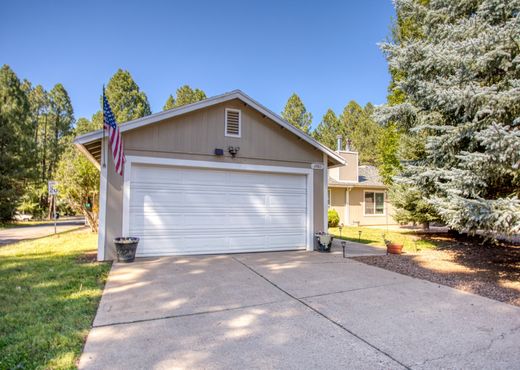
[83,208,98,233]
[421,221,430,230]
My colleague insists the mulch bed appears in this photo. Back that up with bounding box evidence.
[352,233,520,307]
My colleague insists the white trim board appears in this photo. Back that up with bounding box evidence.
[97,141,108,261]
[122,156,314,253]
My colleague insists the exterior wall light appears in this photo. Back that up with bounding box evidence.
[228,146,240,158]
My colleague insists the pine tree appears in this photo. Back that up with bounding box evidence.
[0,65,33,220]
[339,101,382,165]
[105,69,151,123]
[313,109,341,149]
[163,85,206,110]
[163,94,176,110]
[48,83,74,179]
[376,0,520,236]
[281,93,312,133]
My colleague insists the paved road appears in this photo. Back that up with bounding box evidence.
[80,248,520,369]
[0,218,85,246]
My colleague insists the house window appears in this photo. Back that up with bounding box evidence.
[328,189,331,208]
[364,191,385,215]
[225,108,241,137]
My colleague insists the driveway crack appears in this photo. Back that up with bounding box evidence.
[92,299,287,328]
[232,256,411,370]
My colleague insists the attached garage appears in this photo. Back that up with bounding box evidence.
[126,159,312,256]
[75,90,344,260]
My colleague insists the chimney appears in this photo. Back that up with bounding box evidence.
[345,138,352,151]
[336,135,343,152]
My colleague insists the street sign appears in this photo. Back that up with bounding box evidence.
[48,181,58,195]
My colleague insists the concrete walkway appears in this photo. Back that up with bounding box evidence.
[0,218,85,246]
[80,250,520,369]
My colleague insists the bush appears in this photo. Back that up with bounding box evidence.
[328,208,340,228]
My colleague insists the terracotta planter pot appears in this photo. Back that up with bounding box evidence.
[387,243,403,255]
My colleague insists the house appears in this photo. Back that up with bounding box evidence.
[75,90,345,260]
[328,137,397,226]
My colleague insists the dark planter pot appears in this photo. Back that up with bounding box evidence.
[315,233,333,253]
[114,237,139,263]
[387,243,403,255]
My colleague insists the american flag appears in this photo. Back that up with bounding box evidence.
[103,92,125,175]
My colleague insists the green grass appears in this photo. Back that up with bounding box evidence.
[0,229,111,369]
[328,226,438,253]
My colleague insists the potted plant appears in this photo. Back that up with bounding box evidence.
[382,233,403,255]
[315,232,333,253]
[114,237,140,263]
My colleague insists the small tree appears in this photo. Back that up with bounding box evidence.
[55,118,99,231]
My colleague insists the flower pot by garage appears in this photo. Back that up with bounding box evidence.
[315,233,333,253]
[387,243,403,255]
[114,237,139,263]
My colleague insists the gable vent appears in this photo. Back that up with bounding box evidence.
[225,109,241,137]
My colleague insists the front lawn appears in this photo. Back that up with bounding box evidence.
[0,229,111,369]
[328,225,437,252]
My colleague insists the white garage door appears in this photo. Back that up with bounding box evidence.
[127,163,309,256]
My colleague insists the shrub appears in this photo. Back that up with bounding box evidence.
[328,208,340,228]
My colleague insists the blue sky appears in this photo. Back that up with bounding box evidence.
[2,0,395,129]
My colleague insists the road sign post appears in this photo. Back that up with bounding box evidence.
[48,181,58,234]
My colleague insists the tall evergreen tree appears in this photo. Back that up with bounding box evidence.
[313,109,342,149]
[104,69,151,123]
[0,65,33,220]
[376,0,520,236]
[339,101,382,165]
[281,93,313,133]
[163,94,176,110]
[162,85,206,110]
[47,83,74,179]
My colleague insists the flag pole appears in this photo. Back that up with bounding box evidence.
[102,85,106,168]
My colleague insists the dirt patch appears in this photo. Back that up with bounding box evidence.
[352,234,520,307]
[76,251,98,264]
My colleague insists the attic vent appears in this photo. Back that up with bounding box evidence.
[225,109,241,137]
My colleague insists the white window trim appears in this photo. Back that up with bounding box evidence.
[122,156,314,251]
[345,188,351,225]
[363,190,386,217]
[225,108,241,138]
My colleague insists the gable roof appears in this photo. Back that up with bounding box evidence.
[74,90,345,167]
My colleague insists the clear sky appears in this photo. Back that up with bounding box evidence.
[2,0,395,129]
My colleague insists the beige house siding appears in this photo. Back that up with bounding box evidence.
[329,187,397,227]
[337,152,358,182]
[103,99,325,259]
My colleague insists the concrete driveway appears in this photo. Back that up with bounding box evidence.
[80,249,520,369]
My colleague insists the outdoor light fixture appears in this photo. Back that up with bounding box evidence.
[228,146,240,158]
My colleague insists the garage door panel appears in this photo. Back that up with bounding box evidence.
[128,163,308,256]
